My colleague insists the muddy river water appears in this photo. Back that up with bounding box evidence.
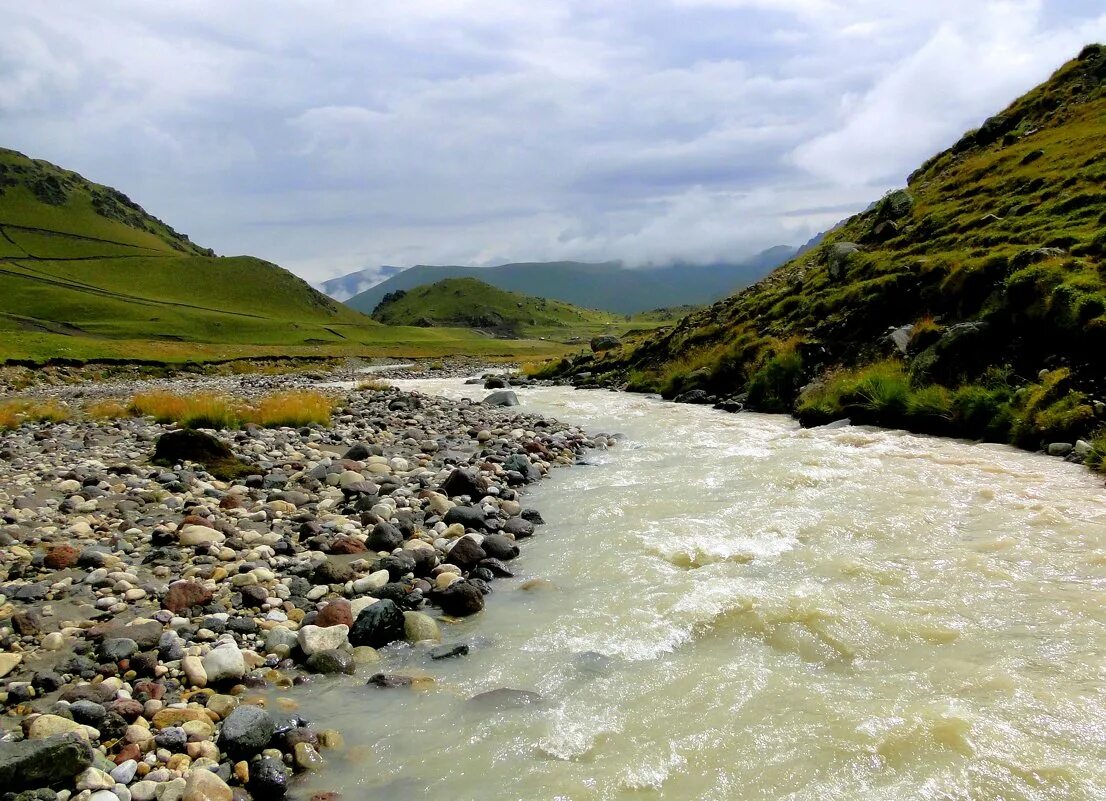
[294,378,1106,800]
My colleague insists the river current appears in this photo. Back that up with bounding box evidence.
[293,378,1106,800]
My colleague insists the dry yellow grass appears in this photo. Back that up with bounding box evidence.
[253,391,333,428]
[0,399,71,429]
[127,390,333,429]
[357,379,391,391]
[129,392,192,423]
[85,399,132,419]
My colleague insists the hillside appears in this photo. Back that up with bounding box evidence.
[335,247,795,315]
[0,149,563,364]
[371,277,683,343]
[554,45,1106,455]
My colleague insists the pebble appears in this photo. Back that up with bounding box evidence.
[0,368,597,801]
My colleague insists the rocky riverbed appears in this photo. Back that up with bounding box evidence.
[0,370,610,801]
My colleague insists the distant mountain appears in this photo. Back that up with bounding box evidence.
[319,265,403,302]
[333,247,797,315]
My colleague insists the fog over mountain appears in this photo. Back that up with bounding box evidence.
[4,2,1105,282]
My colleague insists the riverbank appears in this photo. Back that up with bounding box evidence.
[0,369,610,800]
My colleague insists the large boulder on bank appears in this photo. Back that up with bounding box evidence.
[151,430,249,480]
[0,734,93,790]
[482,391,519,408]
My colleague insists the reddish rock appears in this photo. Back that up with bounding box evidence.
[115,743,142,764]
[219,496,244,510]
[111,698,144,722]
[133,680,165,700]
[44,544,80,570]
[329,537,366,554]
[162,580,213,613]
[315,600,353,628]
[180,514,214,528]
[310,794,341,801]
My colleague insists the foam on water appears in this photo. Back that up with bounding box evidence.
[289,378,1106,800]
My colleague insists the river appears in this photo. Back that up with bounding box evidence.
[293,377,1106,800]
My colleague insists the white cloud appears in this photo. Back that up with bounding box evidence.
[1,0,1103,281]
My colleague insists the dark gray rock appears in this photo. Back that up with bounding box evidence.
[366,521,404,552]
[482,391,519,408]
[443,505,487,531]
[480,534,519,561]
[219,705,276,758]
[501,517,534,539]
[445,536,486,569]
[248,755,289,798]
[349,599,405,648]
[0,734,93,790]
[440,468,486,499]
[435,581,485,617]
[305,649,355,675]
[68,699,107,727]
[100,638,138,662]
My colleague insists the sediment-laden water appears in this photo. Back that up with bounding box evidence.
[297,379,1106,800]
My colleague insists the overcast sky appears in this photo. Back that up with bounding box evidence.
[3,1,1105,284]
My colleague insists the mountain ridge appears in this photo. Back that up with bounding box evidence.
[330,246,797,315]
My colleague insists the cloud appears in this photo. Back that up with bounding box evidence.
[2,0,1104,282]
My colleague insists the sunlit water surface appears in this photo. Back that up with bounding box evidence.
[290,378,1106,800]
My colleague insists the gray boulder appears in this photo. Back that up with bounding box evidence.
[590,336,620,353]
[826,242,859,280]
[482,391,519,407]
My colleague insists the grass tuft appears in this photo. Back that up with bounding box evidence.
[0,399,71,429]
[128,390,333,430]
[253,391,332,428]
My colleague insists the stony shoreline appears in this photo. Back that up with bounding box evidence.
[0,368,610,801]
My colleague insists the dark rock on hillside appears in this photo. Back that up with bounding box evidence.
[590,335,620,353]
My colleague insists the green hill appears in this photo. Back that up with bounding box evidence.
[557,45,1106,455]
[370,277,685,343]
[0,149,562,364]
[372,277,607,331]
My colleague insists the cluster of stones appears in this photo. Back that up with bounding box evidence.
[0,374,609,801]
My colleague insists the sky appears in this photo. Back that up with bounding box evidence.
[3,1,1106,287]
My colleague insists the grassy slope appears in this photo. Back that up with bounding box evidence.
[568,45,1106,455]
[0,149,563,363]
[369,277,680,342]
